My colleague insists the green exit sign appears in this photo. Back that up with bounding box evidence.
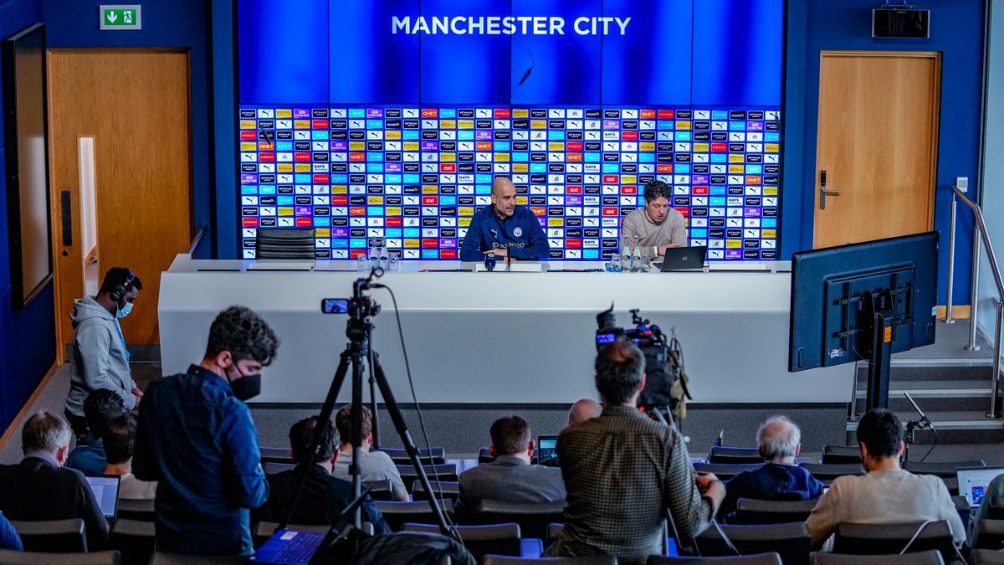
[100,5,142,30]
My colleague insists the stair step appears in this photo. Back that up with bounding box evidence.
[846,410,1004,444]
[855,380,992,397]
[856,361,992,383]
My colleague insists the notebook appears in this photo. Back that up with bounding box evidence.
[537,435,558,465]
[84,475,121,520]
[660,246,707,272]
[957,466,1004,507]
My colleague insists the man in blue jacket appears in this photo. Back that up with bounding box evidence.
[459,177,549,262]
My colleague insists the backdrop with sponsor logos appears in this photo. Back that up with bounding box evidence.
[236,0,784,261]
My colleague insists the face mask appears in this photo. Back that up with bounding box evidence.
[117,302,133,319]
[226,364,262,401]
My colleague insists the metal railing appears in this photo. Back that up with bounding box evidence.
[948,185,1004,418]
[188,223,210,256]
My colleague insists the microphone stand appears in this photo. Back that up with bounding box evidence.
[903,391,933,463]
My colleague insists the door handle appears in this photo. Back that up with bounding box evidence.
[60,190,72,256]
[819,170,841,210]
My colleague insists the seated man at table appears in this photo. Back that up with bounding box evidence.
[459,176,549,262]
[717,415,823,519]
[255,416,389,534]
[620,180,687,259]
[454,415,566,521]
[805,408,965,548]
[332,405,409,501]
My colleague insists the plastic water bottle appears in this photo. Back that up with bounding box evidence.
[631,240,642,272]
[620,238,632,272]
[356,253,367,271]
[379,246,389,271]
[369,243,380,271]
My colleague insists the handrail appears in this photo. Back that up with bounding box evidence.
[188,223,210,256]
[949,185,1004,418]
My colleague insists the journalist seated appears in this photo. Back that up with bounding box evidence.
[717,415,823,519]
[805,408,965,548]
[454,415,566,521]
[332,405,408,501]
[66,389,127,476]
[101,413,157,500]
[255,416,389,534]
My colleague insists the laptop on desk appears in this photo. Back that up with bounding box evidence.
[659,246,707,272]
[957,466,1004,507]
[84,475,120,521]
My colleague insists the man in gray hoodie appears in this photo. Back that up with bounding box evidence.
[64,267,143,442]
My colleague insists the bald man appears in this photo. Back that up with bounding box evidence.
[566,399,602,429]
[459,177,549,262]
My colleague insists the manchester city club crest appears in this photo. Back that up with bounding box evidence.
[513,227,523,237]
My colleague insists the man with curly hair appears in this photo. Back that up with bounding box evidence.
[134,306,279,556]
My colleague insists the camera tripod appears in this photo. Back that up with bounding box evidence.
[279,267,455,543]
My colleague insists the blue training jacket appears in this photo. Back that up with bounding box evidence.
[459,205,549,261]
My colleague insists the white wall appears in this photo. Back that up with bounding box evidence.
[977,0,1004,344]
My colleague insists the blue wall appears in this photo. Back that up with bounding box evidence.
[0,0,56,433]
[782,0,985,305]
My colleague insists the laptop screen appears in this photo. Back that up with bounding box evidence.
[85,475,120,519]
[956,466,1004,507]
[537,435,558,465]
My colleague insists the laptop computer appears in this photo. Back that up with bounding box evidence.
[957,466,1004,507]
[84,475,121,521]
[252,486,371,564]
[660,246,707,272]
[537,435,558,465]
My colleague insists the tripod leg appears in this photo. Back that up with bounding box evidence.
[350,344,366,529]
[369,352,456,539]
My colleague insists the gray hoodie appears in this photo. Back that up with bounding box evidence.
[65,296,137,417]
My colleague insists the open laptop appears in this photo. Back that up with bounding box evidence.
[537,435,558,465]
[252,486,371,564]
[660,246,707,272]
[84,475,121,521]
[957,466,1004,507]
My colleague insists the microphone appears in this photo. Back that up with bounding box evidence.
[518,48,536,86]
[715,430,724,447]
[903,392,934,430]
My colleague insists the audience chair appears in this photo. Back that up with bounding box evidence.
[259,446,294,464]
[9,519,87,553]
[378,447,447,465]
[479,448,496,464]
[474,499,566,539]
[412,479,461,502]
[252,521,331,548]
[403,523,521,561]
[396,463,459,492]
[694,522,811,565]
[364,479,396,501]
[109,518,155,565]
[707,447,763,465]
[972,549,1004,565]
[0,549,121,565]
[263,461,295,475]
[810,550,943,564]
[546,523,564,546]
[903,459,985,478]
[484,556,618,564]
[149,553,247,564]
[831,521,955,561]
[797,463,864,485]
[374,499,455,532]
[989,497,1004,520]
[648,554,782,564]
[116,498,155,521]
[974,519,1004,550]
[820,445,862,465]
[952,495,971,530]
[731,498,818,525]
[692,463,762,481]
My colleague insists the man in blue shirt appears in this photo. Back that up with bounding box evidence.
[459,177,549,262]
[134,306,279,556]
[717,415,824,520]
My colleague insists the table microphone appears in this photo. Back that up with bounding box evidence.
[903,391,934,431]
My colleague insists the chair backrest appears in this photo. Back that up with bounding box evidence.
[474,499,566,539]
[731,498,818,525]
[254,228,315,260]
[402,523,521,561]
[412,480,461,502]
[109,518,155,565]
[484,555,619,564]
[116,498,155,521]
[809,549,944,564]
[989,497,1004,520]
[252,521,332,548]
[797,463,865,483]
[259,446,294,464]
[365,479,397,501]
[547,523,564,546]
[0,549,121,565]
[707,447,764,465]
[377,447,447,465]
[903,460,986,478]
[396,464,459,491]
[821,445,862,465]
[692,463,763,481]
[974,518,1004,550]
[647,553,783,564]
[374,499,455,532]
[832,521,954,560]
[695,522,811,565]
[972,548,1004,565]
[479,448,496,464]
[150,553,248,564]
[263,461,295,475]
[10,519,87,553]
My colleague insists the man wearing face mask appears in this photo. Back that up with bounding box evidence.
[133,306,279,557]
[64,267,143,443]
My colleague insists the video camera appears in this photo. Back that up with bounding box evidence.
[595,305,692,418]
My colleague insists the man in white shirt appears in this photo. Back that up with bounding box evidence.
[331,405,408,501]
[620,181,687,259]
[805,408,965,548]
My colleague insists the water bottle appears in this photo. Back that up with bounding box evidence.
[631,239,642,272]
[356,253,367,272]
[619,238,632,272]
[378,246,389,271]
[368,242,379,271]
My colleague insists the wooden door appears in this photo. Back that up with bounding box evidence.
[48,49,193,349]
[813,51,940,248]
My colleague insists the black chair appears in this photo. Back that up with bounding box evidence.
[374,499,455,532]
[117,498,155,521]
[480,448,496,464]
[972,548,1004,564]
[707,447,764,465]
[10,519,87,553]
[0,549,121,565]
[832,521,955,561]
[649,554,782,564]
[149,553,247,564]
[952,495,971,530]
[903,460,985,478]
[412,480,461,502]
[396,464,459,492]
[694,522,811,565]
[991,497,1004,520]
[402,523,521,561]
[365,479,397,501]
[546,523,564,546]
[731,498,818,525]
[109,518,155,565]
[254,228,315,260]
[484,556,618,564]
[797,463,864,485]
[974,519,1004,550]
[378,447,447,465]
[259,446,293,464]
[820,445,862,465]
[263,461,295,475]
[692,463,763,481]
[252,521,331,547]
[810,550,943,564]
[474,499,566,539]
